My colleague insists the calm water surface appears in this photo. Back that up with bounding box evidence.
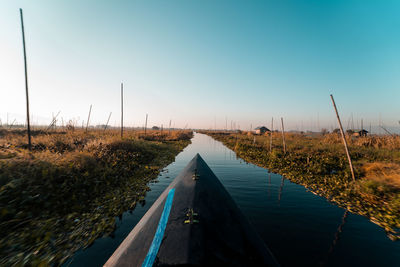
[67,133,400,266]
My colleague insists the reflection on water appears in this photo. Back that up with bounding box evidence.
[329,211,348,255]
[268,172,272,198]
[320,210,348,266]
[278,176,285,204]
[67,133,400,267]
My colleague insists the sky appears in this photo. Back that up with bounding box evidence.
[1,0,399,132]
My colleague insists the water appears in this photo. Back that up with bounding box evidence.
[67,133,400,266]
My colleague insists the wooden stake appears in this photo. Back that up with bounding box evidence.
[9,119,16,129]
[144,114,148,136]
[85,104,92,133]
[168,119,171,135]
[281,117,286,154]
[270,117,273,152]
[380,125,394,136]
[47,111,61,131]
[330,94,356,182]
[104,112,112,131]
[20,9,31,150]
[121,83,123,138]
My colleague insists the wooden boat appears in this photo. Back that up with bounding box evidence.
[105,154,279,266]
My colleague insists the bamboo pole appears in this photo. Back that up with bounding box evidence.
[85,105,92,133]
[281,117,286,154]
[380,126,394,136]
[20,9,31,150]
[270,117,273,152]
[104,112,112,131]
[9,119,16,129]
[330,94,356,182]
[47,111,61,131]
[144,114,148,136]
[121,83,123,138]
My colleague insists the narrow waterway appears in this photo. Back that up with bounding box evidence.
[67,133,400,266]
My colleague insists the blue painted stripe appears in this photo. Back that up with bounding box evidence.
[142,188,175,267]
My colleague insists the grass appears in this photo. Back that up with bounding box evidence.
[0,128,192,266]
[203,131,400,241]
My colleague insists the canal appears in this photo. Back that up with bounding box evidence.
[66,133,400,266]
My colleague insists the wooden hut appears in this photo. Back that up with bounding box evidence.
[353,129,368,137]
[254,126,270,135]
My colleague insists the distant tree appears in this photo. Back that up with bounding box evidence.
[152,126,160,130]
[346,129,355,135]
[333,128,340,134]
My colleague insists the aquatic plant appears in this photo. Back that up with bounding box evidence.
[204,131,400,241]
[0,129,192,265]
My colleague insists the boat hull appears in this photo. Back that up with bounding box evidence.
[105,154,279,266]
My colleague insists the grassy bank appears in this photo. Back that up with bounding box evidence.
[0,129,192,266]
[203,131,400,240]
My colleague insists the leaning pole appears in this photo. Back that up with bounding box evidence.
[20,8,32,151]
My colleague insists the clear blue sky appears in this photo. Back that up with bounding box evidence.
[1,0,399,131]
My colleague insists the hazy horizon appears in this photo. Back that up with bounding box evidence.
[1,0,399,132]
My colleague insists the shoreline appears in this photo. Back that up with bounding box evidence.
[0,129,192,266]
[204,131,400,241]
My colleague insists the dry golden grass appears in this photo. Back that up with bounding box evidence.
[205,130,400,240]
[363,162,400,189]
[0,128,193,265]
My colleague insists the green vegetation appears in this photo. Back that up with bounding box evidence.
[0,129,192,266]
[204,131,400,241]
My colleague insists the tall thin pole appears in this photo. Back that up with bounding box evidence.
[168,119,171,135]
[104,112,112,131]
[20,9,31,150]
[144,114,148,136]
[330,94,356,182]
[281,117,286,154]
[270,117,273,152]
[47,111,61,131]
[86,104,92,133]
[121,83,123,138]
